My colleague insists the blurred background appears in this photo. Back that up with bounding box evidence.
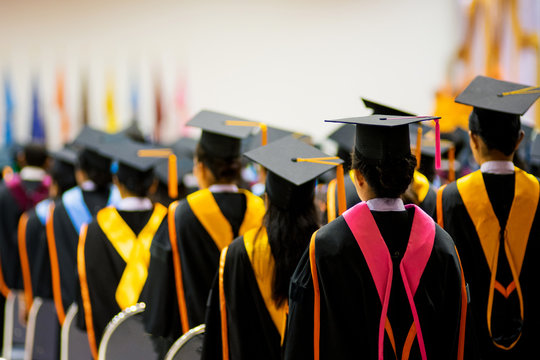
[0,0,538,149]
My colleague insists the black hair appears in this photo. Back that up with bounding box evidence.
[50,160,76,196]
[264,192,320,307]
[116,164,155,197]
[23,143,48,168]
[77,149,112,190]
[195,143,241,184]
[351,150,417,198]
[469,108,521,156]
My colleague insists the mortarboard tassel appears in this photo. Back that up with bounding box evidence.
[137,148,179,199]
[292,156,346,216]
[225,120,268,146]
[434,118,441,169]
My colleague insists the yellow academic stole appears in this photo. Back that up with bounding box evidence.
[243,227,288,340]
[186,188,265,251]
[412,170,430,204]
[97,203,167,310]
[457,167,539,350]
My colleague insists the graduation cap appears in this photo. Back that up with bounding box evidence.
[51,146,78,166]
[187,110,257,158]
[136,147,179,199]
[244,136,346,212]
[455,75,540,115]
[50,146,77,193]
[327,124,356,154]
[242,125,310,152]
[325,115,443,169]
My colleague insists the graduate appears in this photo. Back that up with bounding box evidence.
[142,110,266,352]
[284,114,467,359]
[201,136,340,360]
[0,143,50,292]
[18,146,77,313]
[46,127,121,326]
[77,139,169,358]
[325,101,438,222]
[437,76,540,359]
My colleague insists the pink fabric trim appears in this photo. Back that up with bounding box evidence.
[343,203,435,360]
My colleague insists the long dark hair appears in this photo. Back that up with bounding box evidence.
[264,195,320,307]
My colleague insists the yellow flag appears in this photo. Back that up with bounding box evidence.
[105,78,118,133]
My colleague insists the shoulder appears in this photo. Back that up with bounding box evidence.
[314,216,355,258]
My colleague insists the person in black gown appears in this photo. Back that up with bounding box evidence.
[142,110,266,357]
[437,76,540,359]
[202,136,340,360]
[77,139,169,358]
[284,114,467,359]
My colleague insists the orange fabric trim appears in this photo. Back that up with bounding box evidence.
[385,318,397,356]
[219,246,230,360]
[326,179,337,223]
[18,212,33,313]
[494,281,515,299]
[402,323,417,360]
[46,203,66,324]
[455,247,467,360]
[436,184,447,227]
[336,164,347,216]
[77,224,98,360]
[0,255,10,298]
[309,231,320,360]
[168,201,190,334]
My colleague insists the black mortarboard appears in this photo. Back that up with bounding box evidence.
[72,126,109,153]
[187,110,256,158]
[455,76,540,115]
[101,140,165,173]
[51,146,78,166]
[327,124,356,153]
[244,136,343,209]
[243,125,309,152]
[50,146,77,194]
[361,98,415,116]
[325,115,442,168]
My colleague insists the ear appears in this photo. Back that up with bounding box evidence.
[469,131,480,151]
[514,130,525,152]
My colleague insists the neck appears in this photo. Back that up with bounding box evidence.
[477,152,514,165]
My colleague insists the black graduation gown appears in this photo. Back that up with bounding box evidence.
[142,190,264,346]
[283,207,465,359]
[438,169,540,359]
[48,188,111,318]
[201,228,284,360]
[0,178,48,290]
[78,206,168,350]
[326,171,437,224]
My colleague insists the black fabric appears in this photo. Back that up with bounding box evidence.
[79,208,167,344]
[440,173,540,359]
[51,188,111,313]
[283,212,464,359]
[24,208,53,299]
[201,234,282,360]
[143,191,248,344]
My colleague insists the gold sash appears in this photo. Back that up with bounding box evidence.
[243,227,288,339]
[186,189,265,251]
[412,170,430,204]
[97,203,167,310]
[457,167,538,349]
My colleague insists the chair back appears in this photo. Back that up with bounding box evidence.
[164,324,205,360]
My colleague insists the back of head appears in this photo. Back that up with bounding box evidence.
[77,149,112,190]
[469,108,521,156]
[116,164,155,197]
[23,143,49,168]
[195,143,241,184]
[50,160,77,195]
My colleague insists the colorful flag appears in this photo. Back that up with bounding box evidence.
[56,71,70,144]
[31,82,45,143]
[105,78,118,133]
[153,80,163,142]
[3,77,14,147]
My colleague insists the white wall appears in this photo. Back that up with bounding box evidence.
[0,0,467,149]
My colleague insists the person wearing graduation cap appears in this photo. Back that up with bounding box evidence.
[18,146,77,313]
[46,126,121,328]
[201,136,339,360]
[77,139,170,358]
[284,114,467,359]
[437,76,540,358]
[325,99,439,222]
[142,110,266,351]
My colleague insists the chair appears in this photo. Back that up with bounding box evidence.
[164,324,205,360]
[60,303,92,360]
[24,297,59,360]
[2,291,26,360]
[97,303,158,360]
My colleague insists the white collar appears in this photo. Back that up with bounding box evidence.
[480,161,515,175]
[366,198,406,212]
[20,167,46,181]
[208,184,239,193]
[80,180,97,191]
[116,197,153,211]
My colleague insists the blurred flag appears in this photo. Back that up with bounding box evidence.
[31,81,45,143]
[153,80,163,142]
[81,73,89,126]
[130,81,139,126]
[56,71,70,144]
[175,75,190,137]
[105,77,118,133]
[3,77,14,147]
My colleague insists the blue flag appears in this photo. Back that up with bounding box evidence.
[31,83,45,143]
[3,78,14,147]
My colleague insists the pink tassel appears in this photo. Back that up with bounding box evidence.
[434,118,441,169]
